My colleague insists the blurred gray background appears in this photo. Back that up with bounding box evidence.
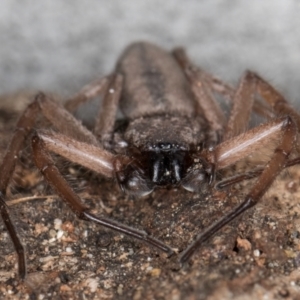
[0,0,300,104]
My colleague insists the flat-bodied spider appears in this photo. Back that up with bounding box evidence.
[1,42,300,279]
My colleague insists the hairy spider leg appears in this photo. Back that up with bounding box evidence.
[32,131,173,255]
[180,116,297,264]
[173,49,280,122]
[173,48,226,135]
[64,76,111,113]
[94,74,123,144]
[0,84,173,279]
[0,93,102,279]
[64,73,123,144]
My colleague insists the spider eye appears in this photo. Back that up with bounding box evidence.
[181,169,209,193]
[116,165,153,197]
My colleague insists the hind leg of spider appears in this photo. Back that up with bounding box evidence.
[180,116,297,264]
[173,48,300,140]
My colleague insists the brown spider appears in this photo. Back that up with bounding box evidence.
[1,42,300,280]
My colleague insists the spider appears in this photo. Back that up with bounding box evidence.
[1,42,300,280]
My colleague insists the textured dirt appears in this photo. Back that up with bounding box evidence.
[0,94,300,300]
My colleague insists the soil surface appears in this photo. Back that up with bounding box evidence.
[0,92,300,300]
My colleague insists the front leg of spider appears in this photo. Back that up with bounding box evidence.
[31,131,174,254]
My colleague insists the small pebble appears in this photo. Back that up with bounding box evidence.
[57,230,64,239]
[54,218,62,230]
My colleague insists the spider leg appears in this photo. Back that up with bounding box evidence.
[0,92,102,193]
[94,74,123,145]
[0,91,114,279]
[223,71,300,141]
[36,93,99,145]
[253,72,300,125]
[65,73,123,147]
[223,72,256,140]
[64,75,111,113]
[171,47,235,102]
[212,117,285,169]
[180,116,297,264]
[207,71,300,186]
[172,48,226,136]
[174,49,297,131]
[252,72,300,154]
[201,71,275,120]
[0,193,26,279]
[172,48,274,133]
[36,130,115,177]
[216,156,300,189]
[0,100,41,279]
[216,169,262,189]
[31,132,173,255]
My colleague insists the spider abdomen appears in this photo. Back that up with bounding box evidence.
[116,42,197,119]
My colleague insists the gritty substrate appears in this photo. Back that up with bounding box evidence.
[0,93,300,300]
